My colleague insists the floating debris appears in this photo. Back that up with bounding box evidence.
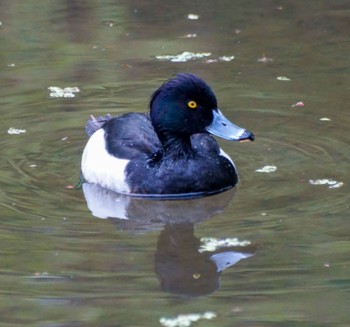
[7,63,15,67]
[187,13,199,20]
[204,59,218,64]
[7,127,26,135]
[257,56,273,63]
[204,56,235,64]
[218,55,235,62]
[156,52,235,63]
[48,86,80,98]
[328,182,344,189]
[255,165,277,173]
[181,33,197,38]
[309,179,343,189]
[101,20,116,27]
[156,51,211,62]
[291,101,304,107]
[199,237,251,253]
[160,312,216,327]
[277,76,291,81]
[320,117,331,121]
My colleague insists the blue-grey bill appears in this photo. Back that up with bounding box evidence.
[206,109,254,141]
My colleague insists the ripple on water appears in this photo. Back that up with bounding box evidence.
[235,131,348,219]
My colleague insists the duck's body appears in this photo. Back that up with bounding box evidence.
[81,74,254,198]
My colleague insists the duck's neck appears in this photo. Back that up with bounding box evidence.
[160,134,194,159]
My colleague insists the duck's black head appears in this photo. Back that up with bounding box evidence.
[150,74,216,138]
[150,73,254,145]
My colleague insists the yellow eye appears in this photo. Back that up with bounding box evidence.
[187,100,197,109]
[193,273,201,279]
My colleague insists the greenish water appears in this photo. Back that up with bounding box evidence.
[1,1,349,326]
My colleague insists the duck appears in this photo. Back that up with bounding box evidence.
[81,73,254,198]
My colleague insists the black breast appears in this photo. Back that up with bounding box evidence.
[125,133,237,196]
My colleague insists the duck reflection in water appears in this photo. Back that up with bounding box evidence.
[82,184,255,296]
[155,223,254,296]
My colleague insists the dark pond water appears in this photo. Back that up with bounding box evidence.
[1,1,349,326]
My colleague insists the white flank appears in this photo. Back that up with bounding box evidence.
[219,148,236,168]
[81,129,130,194]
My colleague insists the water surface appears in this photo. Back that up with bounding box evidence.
[0,1,349,326]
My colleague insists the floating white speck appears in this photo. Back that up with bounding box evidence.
[48,86,80,98]
[320,117,331,121]
[257,56,273,63]
[160,312,216,327]
[7,63,15,67]
[187,14,199,20]
[7,127,26,135]
[219,56,235,62]
[277,76,291,81]
[204,59,218,63]
[29,164,37,168]
[309,179,343,189]
[181,33,197,38]
[199,237,251,253]
[291,101,304,107]
[255,165,277,173]
[156,51,211,62]
[329,182,344,189]
[309,179,336,185]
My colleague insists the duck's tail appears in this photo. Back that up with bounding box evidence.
[85,114,113,137]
